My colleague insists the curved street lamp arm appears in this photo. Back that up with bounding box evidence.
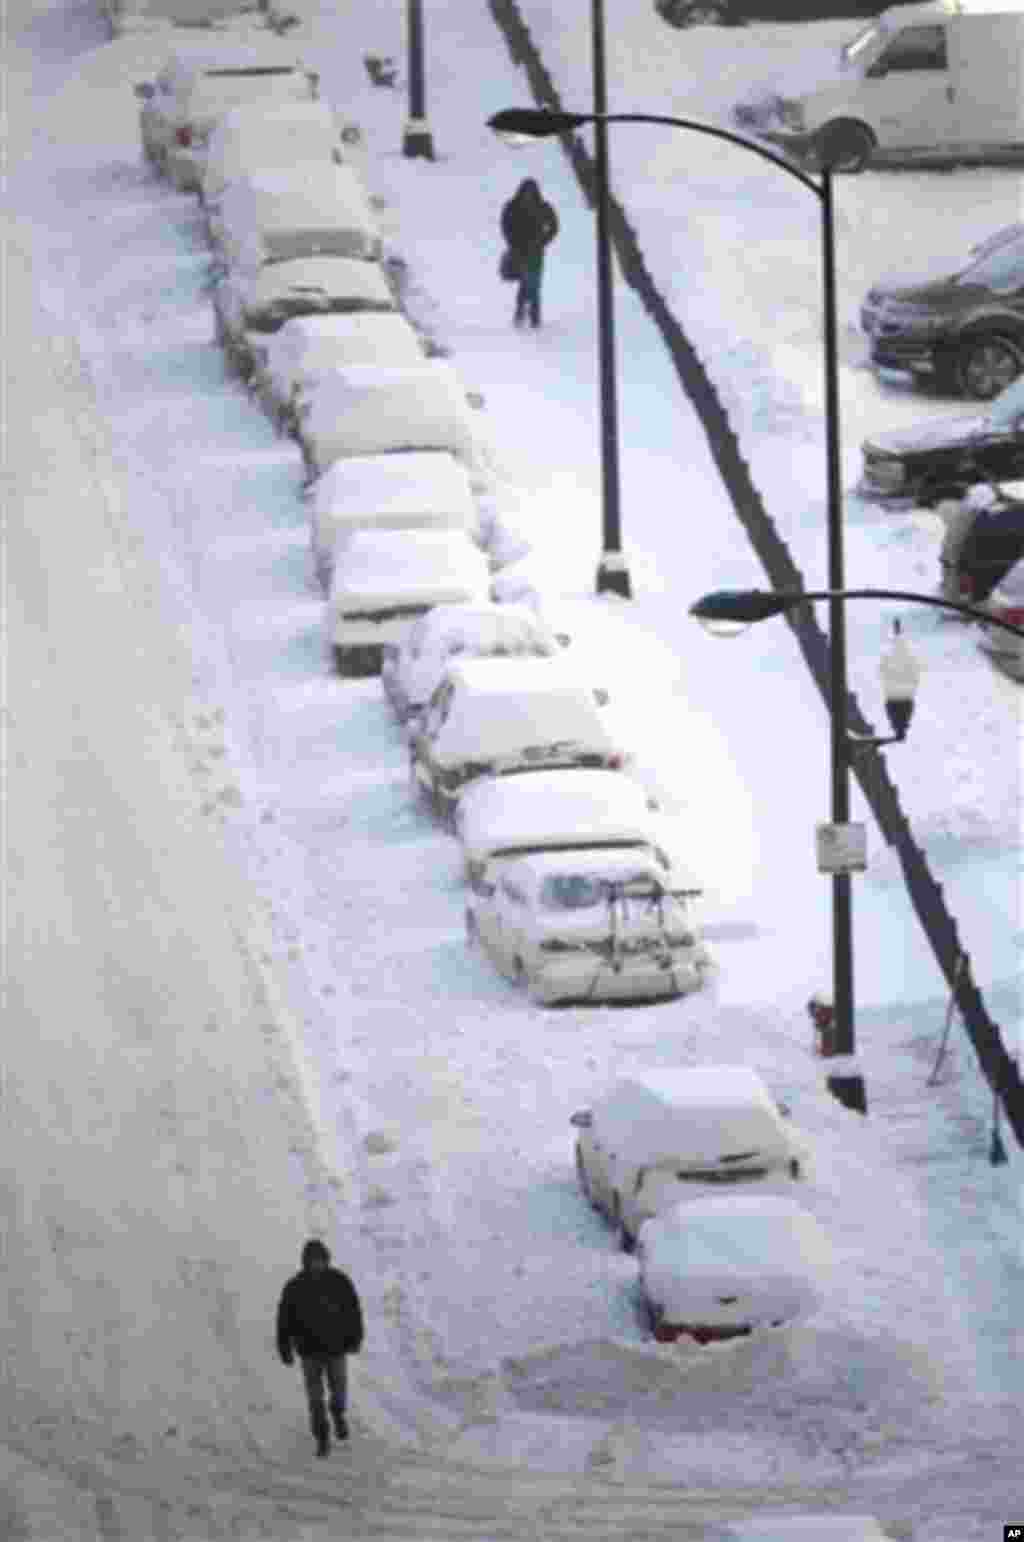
[793,587,1024,639]
[594,113,823,200]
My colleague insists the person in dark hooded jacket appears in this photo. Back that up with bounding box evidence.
[501,177,559,329]
[276,1239,364,1457]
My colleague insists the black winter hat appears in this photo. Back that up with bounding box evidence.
[301,1238,331,1268]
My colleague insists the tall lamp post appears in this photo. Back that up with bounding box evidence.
[488,105,865,1109]
[589,0,632,599]
[690,584,1024,1107]
[402,0,435,160]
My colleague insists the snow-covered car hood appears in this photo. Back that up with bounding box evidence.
[864,412,993,457]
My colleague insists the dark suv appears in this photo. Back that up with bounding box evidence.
[655,0,916,25]
[861,227,1024,401]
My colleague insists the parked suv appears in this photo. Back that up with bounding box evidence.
[862,228,1024,400]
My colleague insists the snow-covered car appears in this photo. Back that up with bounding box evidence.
[327,528,491,677]
[381,601,567,723]
[250,312,424,427]
[110,0,277,38]
[637,1194,832,1346]
[976,557,1024,679]
[465,848,710,1004]
[571,1066,804,1250]
[212,256,395,379]
[309,450,479,591]
[954,495,1024,604]
[454,766,665,884]
[409,658,629,821]
[858,375,1024,507]
[295,361,483,480]
[201,100,349,207]
[212,164,381,268]
[134,44,318,186]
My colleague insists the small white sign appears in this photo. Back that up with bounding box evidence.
[815,821,867,874]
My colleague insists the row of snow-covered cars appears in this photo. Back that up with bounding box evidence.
[135,35,718,1013]
[136,38,836,1351]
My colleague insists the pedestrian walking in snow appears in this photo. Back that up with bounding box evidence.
[500,178,559,329]
[276,1239,364,1458]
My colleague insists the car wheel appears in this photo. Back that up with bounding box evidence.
[957,336,1024,401]
[817,120,875,174]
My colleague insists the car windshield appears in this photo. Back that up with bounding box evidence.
[986,376,1024,429]
[958,237,1024,293]
[540,872,656,911]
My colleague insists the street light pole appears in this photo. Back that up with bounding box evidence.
[591,0,632,599]
[402,0,435,160]
[819,167,865,1115]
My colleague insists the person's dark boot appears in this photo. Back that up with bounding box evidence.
[529,302,541,329]
[331,1407,349,1441]
[312,1410,330,1457]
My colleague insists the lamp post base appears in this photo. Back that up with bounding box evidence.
[596,552,632,599]
[826,1070,867,1115]
[402,118,435,159]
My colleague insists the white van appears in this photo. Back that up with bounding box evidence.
[326,528,491,676]
[734,0,1024,171]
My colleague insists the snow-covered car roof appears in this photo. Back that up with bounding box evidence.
[590,1066,792,1170]
[455,768,656,865]
[639,1195,833,1327]
[428,660,620,764]
[311,450,477,559]
[328,529,491,610]
[230,257,394,323]
[264,313,423,382]
[217,164,381,263]
[203,102,344,199]
[298,362,480,470]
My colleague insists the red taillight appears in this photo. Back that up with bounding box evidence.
[176,125,192,147]
[958,574,974,600]
[654,1321,681,1344]
[997,607,1024,629]
[608,753,623,770]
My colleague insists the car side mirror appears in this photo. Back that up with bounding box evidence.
[134,82,156,99]
[570,1110,593,1129]
[555,632,571,648]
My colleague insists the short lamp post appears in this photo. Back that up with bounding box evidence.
[690,584,1024,1112]
[402,0,435,160]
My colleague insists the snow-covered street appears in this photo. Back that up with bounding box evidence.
[3,0,1022,1536]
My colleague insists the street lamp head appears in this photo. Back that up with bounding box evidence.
[689,588,794,636]
[487,108,586,144]
[878,618,921,739]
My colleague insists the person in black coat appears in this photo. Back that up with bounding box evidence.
[276,1238,364,1457]
[501,178,559,329]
